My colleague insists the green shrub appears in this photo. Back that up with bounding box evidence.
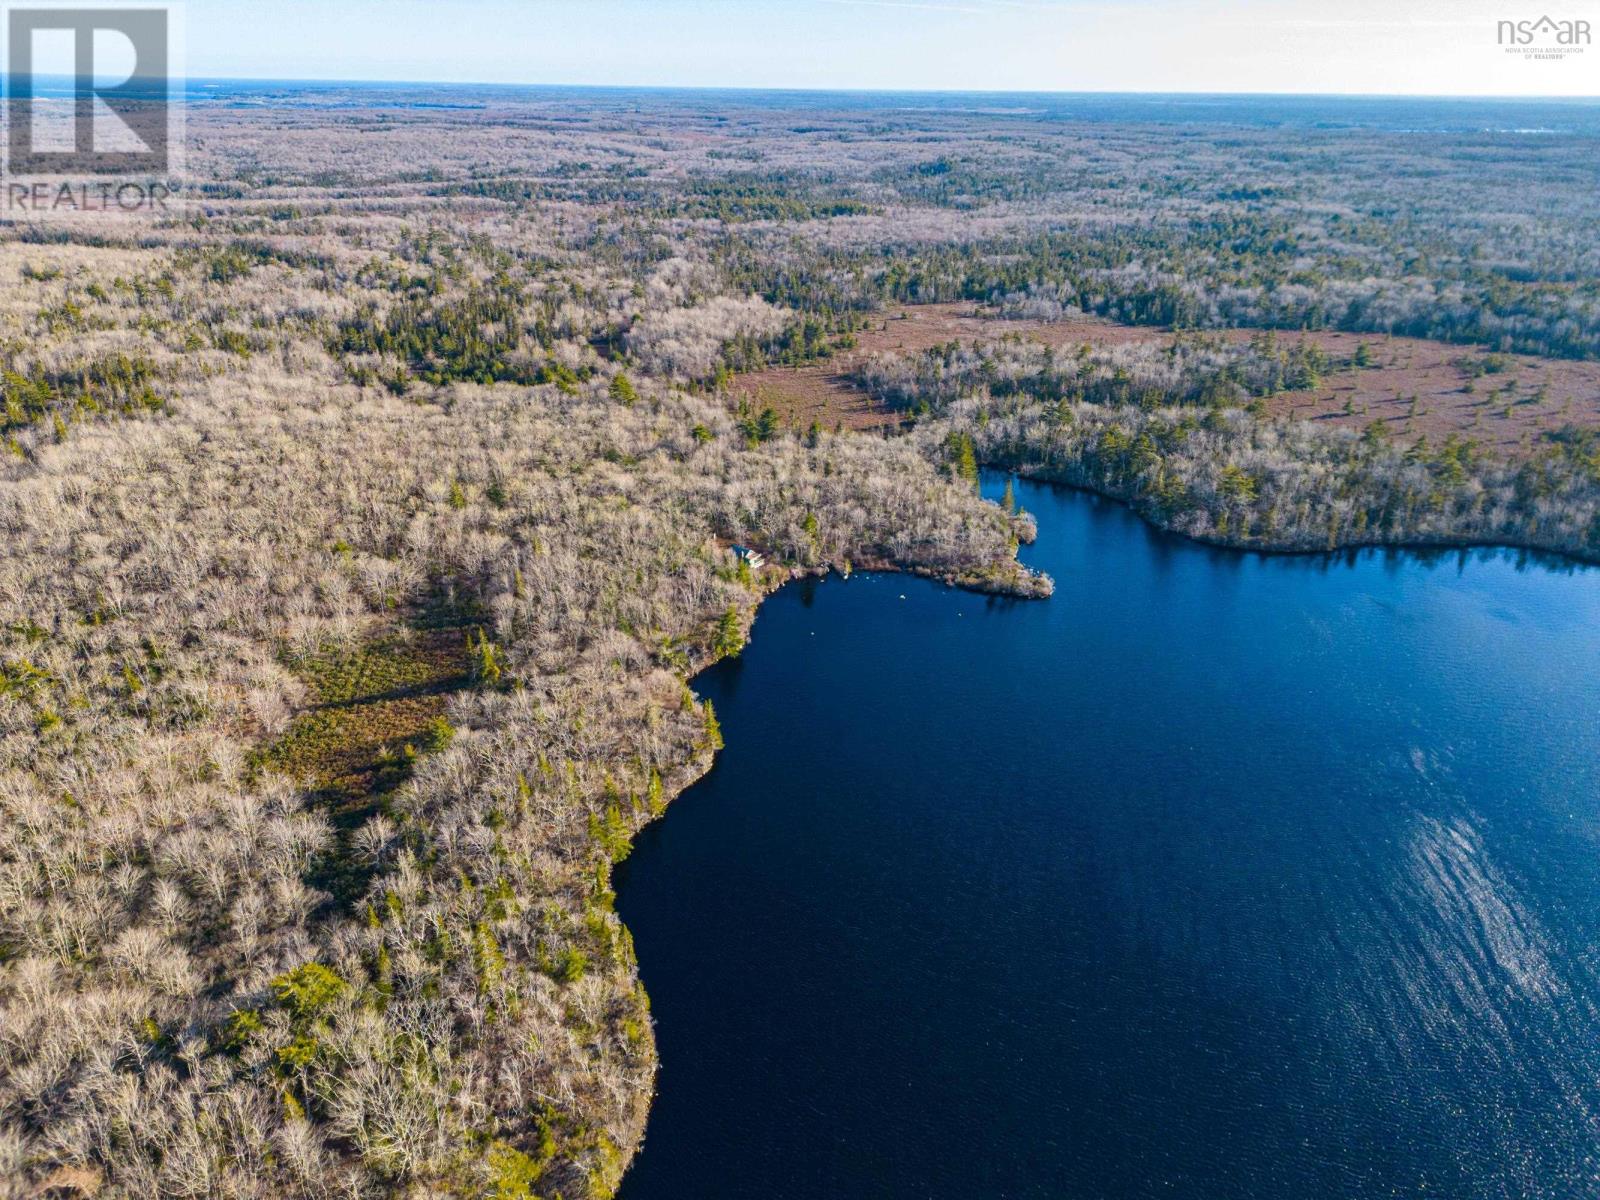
[271,963,349,1020]
[223,1008,264,1053]
[420,715,456,753]
[557,947,588,984]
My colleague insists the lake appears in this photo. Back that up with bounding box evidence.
[614,477,1600,1200]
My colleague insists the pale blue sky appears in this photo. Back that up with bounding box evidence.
[186,0,1598,95]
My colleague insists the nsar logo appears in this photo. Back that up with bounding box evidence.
[1497,15,1591,57]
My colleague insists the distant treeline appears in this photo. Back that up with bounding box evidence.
[716,230,1600,361]
[868,340,1600,559]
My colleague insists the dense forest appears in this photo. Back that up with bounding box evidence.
[858,338,1600,557]
[0,86,1596,1199]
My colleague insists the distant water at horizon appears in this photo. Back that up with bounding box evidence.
[615,477,1600,1200]
[164,79,1600,134]
[12,76,1592,134]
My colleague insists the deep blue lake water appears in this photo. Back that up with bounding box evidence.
[615,477,1600,1200]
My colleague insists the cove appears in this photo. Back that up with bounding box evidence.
[614,476,1600,1200]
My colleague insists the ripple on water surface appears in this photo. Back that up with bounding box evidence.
[616,479,1600,1200]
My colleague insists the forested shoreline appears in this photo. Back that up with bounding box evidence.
[858,338,1600,562]
[1,87,1596,1199]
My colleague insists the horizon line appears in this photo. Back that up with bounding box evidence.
[170,75,1600,103]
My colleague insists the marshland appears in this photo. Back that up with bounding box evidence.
[2,84,1599,1198]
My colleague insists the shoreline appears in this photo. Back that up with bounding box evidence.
[605,529,1049,1182]
[602,473,1600,1200]
[609,469,1595,1187]
[1004,464,1600,573]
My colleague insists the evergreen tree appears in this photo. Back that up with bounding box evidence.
[608,372,638,407]
[712,606,744,658]
[468,627,503,687]
[945,431,979,487]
